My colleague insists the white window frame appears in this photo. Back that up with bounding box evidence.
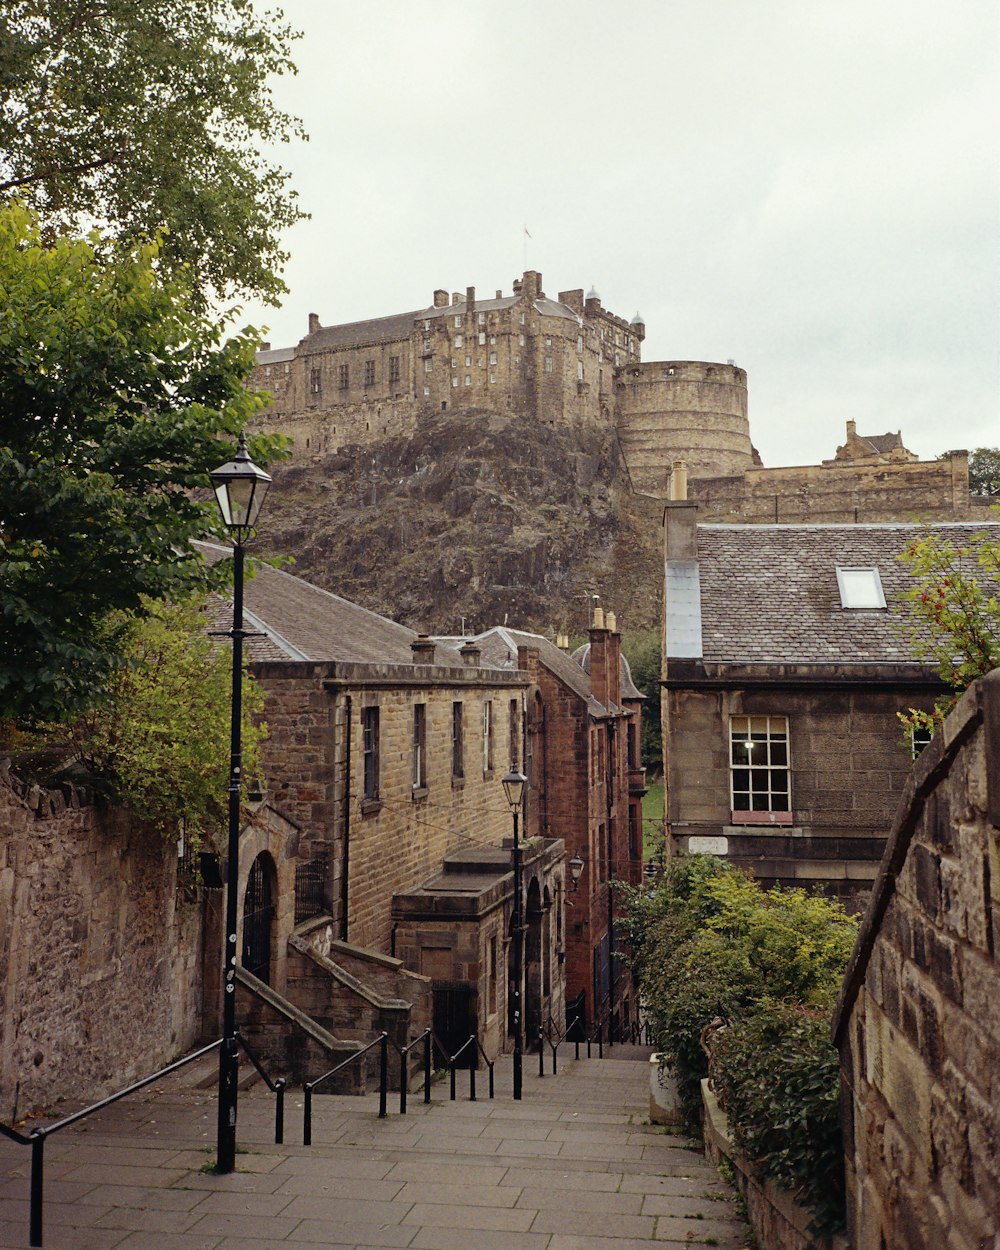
[836,567,887,609]
[729,715,791,823]
[483,700,494,774]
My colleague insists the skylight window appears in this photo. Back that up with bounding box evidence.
[836,567,886,609]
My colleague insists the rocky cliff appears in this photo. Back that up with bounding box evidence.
[254,407,662,636]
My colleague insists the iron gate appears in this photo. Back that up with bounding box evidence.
[242,855,275,984]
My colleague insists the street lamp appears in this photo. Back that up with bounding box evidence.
[569,854,585,891]
[209,432,271,1174]
[501,764,526,1101]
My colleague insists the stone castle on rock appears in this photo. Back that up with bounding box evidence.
[252,269,973,522]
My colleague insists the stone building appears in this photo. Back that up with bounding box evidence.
[833,672,1000,1249]
[659,507,1000,908]
[251,273,973,523]
[198,542,566,1065]
[436,614,647,1040]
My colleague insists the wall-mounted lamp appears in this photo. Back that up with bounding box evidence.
[569,854,584,891]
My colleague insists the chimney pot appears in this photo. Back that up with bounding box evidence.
[606,611,617,632]
[411,635,436,664]
[669,460,689,501]
[592,605,606,630]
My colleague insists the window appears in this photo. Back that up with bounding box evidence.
[364,360,376,387]
[478,332,486,345]
[424,358,433,373]
[489,372,496,384]
[911,724,933,759]
[412,703,427,790]
[452,702,464,778]
[836,567,886,609]
[389,356,400,385]
[627,719,638,769]
[452,376,459,387]
[464,374,472,386]
[310,367,321,394]
[362,707,380,800]
[454,334,463,347]
[423,385,430,396]
[509,698,520,769]
[483,700,494,773]
[464,354,472,367]
[577,335,584,353]
[478,311,486,326]
[730,715,790,821]
[544,356,554,373]
[454,315,462,328]
[628,805,639,858]
[338,363,349,390]
[489,351,497,365]
[577,360,584,381]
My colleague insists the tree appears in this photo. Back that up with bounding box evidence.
[968,447,1000,496]
[896,520,1000,737]
[69,596,267,842]
[0,200,285,722]
[0,0,305,303]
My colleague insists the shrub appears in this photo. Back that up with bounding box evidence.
[622,855,858,1234]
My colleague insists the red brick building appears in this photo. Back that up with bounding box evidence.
[445,614,647,1041]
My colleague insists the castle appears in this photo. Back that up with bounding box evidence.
[252,269,973,521]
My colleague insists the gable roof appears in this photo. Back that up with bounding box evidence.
[197,542,462,666]
[669,522,999,666]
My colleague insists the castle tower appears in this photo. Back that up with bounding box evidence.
[614,360,754,494]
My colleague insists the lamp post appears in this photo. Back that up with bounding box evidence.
[209,433,272,1174]
[501,764,526,1101]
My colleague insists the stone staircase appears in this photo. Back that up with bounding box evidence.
[0,1046,753,1249]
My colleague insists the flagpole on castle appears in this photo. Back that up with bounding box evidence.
[523,224,531,270]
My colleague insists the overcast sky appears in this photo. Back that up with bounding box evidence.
[243,0,999,468]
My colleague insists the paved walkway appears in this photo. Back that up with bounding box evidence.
[1,1046,752,1249]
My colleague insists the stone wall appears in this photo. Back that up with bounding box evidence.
[833,672,1000,1249]
[0,769,209,1121]
[689,451,972,524]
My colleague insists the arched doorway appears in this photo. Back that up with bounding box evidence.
[242,852,276,984]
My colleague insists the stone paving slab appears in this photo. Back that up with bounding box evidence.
[0,1052,753,1249]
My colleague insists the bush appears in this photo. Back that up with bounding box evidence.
[713,1003,845,1238]
[622,855,858,1234]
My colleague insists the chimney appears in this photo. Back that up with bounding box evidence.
[495,289,502,299]
[588,607,617,710]
[433,289,449,308]
[558,289,584,316]
[459,641,481,668]
[308,313,320,334]
[846,419,857,437]
[669,460,688,501]
[411,635,436,664]
[663,501,698,561]
[521,270,542,302]
[260,341,271,351]
[466,286,475,317]
[452,292,461,305]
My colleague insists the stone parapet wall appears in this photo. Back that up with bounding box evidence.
[690,451,972,523]
[0,769,208,1120]
[833,673,1000,1250]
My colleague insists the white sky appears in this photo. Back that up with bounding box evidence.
[242,0,999,467]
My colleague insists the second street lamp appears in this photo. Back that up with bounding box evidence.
[209,432,272,1175]
[501,764,526,1101]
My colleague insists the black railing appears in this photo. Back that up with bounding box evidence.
[432,1031,495,1103]
[539,1009,615,1076]
[294,854,330,924]
[236,1030,287,1144]
[0,1035,287,1249]
[397,1027,433,1115]
[303,1031,388,1145]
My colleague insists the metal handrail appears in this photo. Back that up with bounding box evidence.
[1,1038,229,1248]
[398,1027,433,1115]
[431,1031,495,1103]
[303,1031,388,1145]
[234,1031,286,1144]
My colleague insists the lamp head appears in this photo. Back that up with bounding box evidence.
[210,433,272,534]
[501,765,527,812]
[569,854,584,889]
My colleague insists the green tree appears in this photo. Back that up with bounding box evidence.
[896,521,1000,737]
[67,596,267,842]
[0,200,285,722]
[968,447,1000,496]
[0,0,305,303]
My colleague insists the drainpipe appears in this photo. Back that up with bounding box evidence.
[606,721,616,1043]
[340,695,352,941]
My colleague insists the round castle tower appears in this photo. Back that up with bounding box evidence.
[614,359,754,494]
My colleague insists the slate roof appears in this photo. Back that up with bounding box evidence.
[861,432,905,454]
[197,542,464,667]
[673,522,999,666]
